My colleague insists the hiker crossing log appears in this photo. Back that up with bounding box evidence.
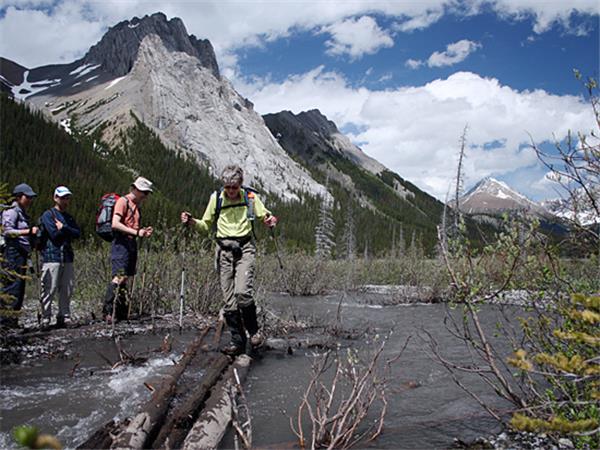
[110,327,209,449]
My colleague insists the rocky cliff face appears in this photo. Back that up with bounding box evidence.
[26,33,327,201]
[83,13,219,79]
[264,109,387,176]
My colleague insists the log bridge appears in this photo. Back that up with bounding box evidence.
[78,323,250,450]
[78,323,331,450]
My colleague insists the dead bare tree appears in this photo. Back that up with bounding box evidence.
[290,333,406,449]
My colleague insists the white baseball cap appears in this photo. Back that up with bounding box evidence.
[54,186,72,197]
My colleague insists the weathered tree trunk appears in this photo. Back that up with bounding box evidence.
[76,420,119,450]
[110,327,209,449]
[182,354,252,449]
[152,352,230,449]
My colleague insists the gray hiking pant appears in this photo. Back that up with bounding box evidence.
[217,238,256,312]
[40,262,74,319]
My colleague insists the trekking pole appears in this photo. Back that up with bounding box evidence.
[178,223,188,335]
[269,227,298,323]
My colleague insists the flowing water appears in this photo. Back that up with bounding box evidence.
[1,292,524,449]
[238,293,519,449]
[0,331,197,449]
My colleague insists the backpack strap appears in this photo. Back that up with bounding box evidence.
[212,189,224,236]
[211,187,258,238]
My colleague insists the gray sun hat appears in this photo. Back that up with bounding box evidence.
[12,183,37,197]
[221,165,244,186]
[132,176,154,193]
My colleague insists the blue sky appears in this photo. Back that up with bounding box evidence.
[236,10,598,97]
[0,1,598,201]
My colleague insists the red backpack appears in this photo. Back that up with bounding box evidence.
[96,193,120,241]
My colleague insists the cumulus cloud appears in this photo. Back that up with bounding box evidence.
[320,16,394,60]
[485,0,600,34]
[393,9,444,32]
[0,3,105,67]
[405,58,424,69]
[427,39,482,67]
[406,39,481,70]
[0,1,597,69]
[237,68,595,200]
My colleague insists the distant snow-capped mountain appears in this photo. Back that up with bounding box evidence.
[542,188,599,226]
[458,177,547,215]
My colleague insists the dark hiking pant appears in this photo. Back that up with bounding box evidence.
[1,246,28,325]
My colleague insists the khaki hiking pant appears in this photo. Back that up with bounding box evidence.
[40,262,74,319]
[217,238,256,312]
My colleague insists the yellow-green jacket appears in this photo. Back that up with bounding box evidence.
[194,188,271,238]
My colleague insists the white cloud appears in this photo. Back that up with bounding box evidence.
[406,58,424,69]
[237,69,595,200]
[0,3,105,67]
[393,10,444,32]
[427,39,482,67]
[320,16,394,60]
[406,39,481,70]
[1,1,596,69]
[485,0,600,34]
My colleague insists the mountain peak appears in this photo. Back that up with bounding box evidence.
[459,177,543,214]
[296,109,339,136]
[83,12,219,78]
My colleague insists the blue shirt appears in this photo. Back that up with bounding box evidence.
[39,208,81,263]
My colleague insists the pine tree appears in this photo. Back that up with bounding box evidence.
[315,196,336,259]
[341,202,356,260]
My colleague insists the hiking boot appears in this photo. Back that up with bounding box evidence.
[222,310,246,356]
[240,303,261,345]
[249,332,264,348]
[56,316,72,329]
[40,318,51,331]
[221,342,245,356]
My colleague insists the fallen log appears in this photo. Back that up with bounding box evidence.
[182,354,252,450]
[110,326,210,449]
[265,336,334,352]
[152,352,231,449]
[76,420,119,450]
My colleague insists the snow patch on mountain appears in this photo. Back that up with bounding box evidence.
[105,76,127,90]
[6,70,61,100]
[542,188,599,226]
[70,63,101,77]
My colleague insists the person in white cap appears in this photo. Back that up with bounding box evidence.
[38,186,81,329]
[102,177,154,323]
[1,183,38,328]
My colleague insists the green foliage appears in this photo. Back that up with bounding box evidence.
[511,413,598,434]
[507,293,600,447]
[1,93,439,255]
[0,94,128,237]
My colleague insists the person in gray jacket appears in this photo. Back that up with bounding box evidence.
[38,186,81,329]
[1,183,38,329]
